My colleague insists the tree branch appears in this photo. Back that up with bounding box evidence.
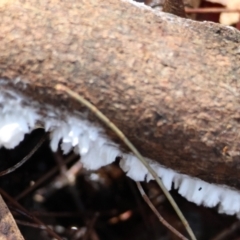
[0,0,240,190]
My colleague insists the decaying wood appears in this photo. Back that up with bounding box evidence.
[0,195,24,240]
[0,0,240,189]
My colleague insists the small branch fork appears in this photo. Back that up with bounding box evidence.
[55,84,197,240]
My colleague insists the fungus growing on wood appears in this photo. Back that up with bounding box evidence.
[1,0,240,224]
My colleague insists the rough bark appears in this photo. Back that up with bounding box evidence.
[0,195,24,240]
[1,0,240,189]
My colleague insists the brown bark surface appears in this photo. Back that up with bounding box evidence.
[1,0,240,189]
[163,0,186,18]
[0,195,24,240]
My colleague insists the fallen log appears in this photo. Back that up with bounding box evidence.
[1,0,240,216]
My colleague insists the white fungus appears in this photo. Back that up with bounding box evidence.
[0,86,240,218]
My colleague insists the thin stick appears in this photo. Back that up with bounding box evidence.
[83,213,99,240]
[136,182,188,240]
[15,153,77,201]
[0,133,48,176]
[211,220,240,240]
[185,8,240,14]
[15,219,47,230]
[0,189,62,240]
[55,84,197,240]
[152,5,240,14]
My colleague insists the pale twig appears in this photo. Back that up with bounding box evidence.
[136,181,188,240]
[185,8,240,14]
[55,84,197,240]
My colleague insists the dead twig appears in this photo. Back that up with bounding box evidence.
[15,153,77,201]
[83,213,99,240]
[211,220,240,240]
[185,8,240,14]
[34,156,84,211]
[136,181,188,240]
[55,84,197,240]
[15,219,47,230]
[152,5,240,14]
[0,133,48,177]
[0,189,62,240]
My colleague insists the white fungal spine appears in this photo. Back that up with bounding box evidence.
[0,87,240,217]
